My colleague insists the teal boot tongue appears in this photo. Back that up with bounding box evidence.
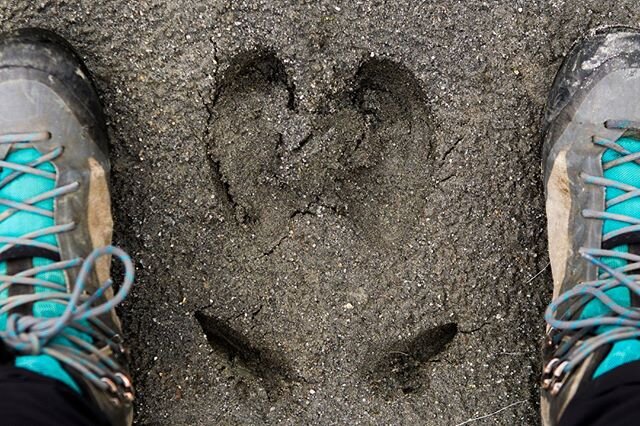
[0,148,79,391]
[586,136,640,378]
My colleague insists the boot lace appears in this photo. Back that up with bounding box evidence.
[544,120,640,395]
[0,131,134,401]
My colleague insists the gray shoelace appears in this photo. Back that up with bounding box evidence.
[544,120,640,394]
[0,131,135,401]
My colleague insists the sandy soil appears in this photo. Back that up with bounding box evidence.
[3,1,632,424]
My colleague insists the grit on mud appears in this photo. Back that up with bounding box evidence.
[2,1,635,424]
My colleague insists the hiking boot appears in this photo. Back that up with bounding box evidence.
[0,28,134,425]
[542,26,640,424]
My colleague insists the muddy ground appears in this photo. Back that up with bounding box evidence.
[1,1,636,424]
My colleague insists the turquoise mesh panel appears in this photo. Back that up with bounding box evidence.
[589,137,640,377]
[0,148,80,391]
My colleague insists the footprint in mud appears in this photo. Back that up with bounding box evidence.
[194,310,299,394]
[206,51,434,251]
[367,323,458,398]
[201,51,445,399]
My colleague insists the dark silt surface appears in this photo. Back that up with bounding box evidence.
[2,1,634,424]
